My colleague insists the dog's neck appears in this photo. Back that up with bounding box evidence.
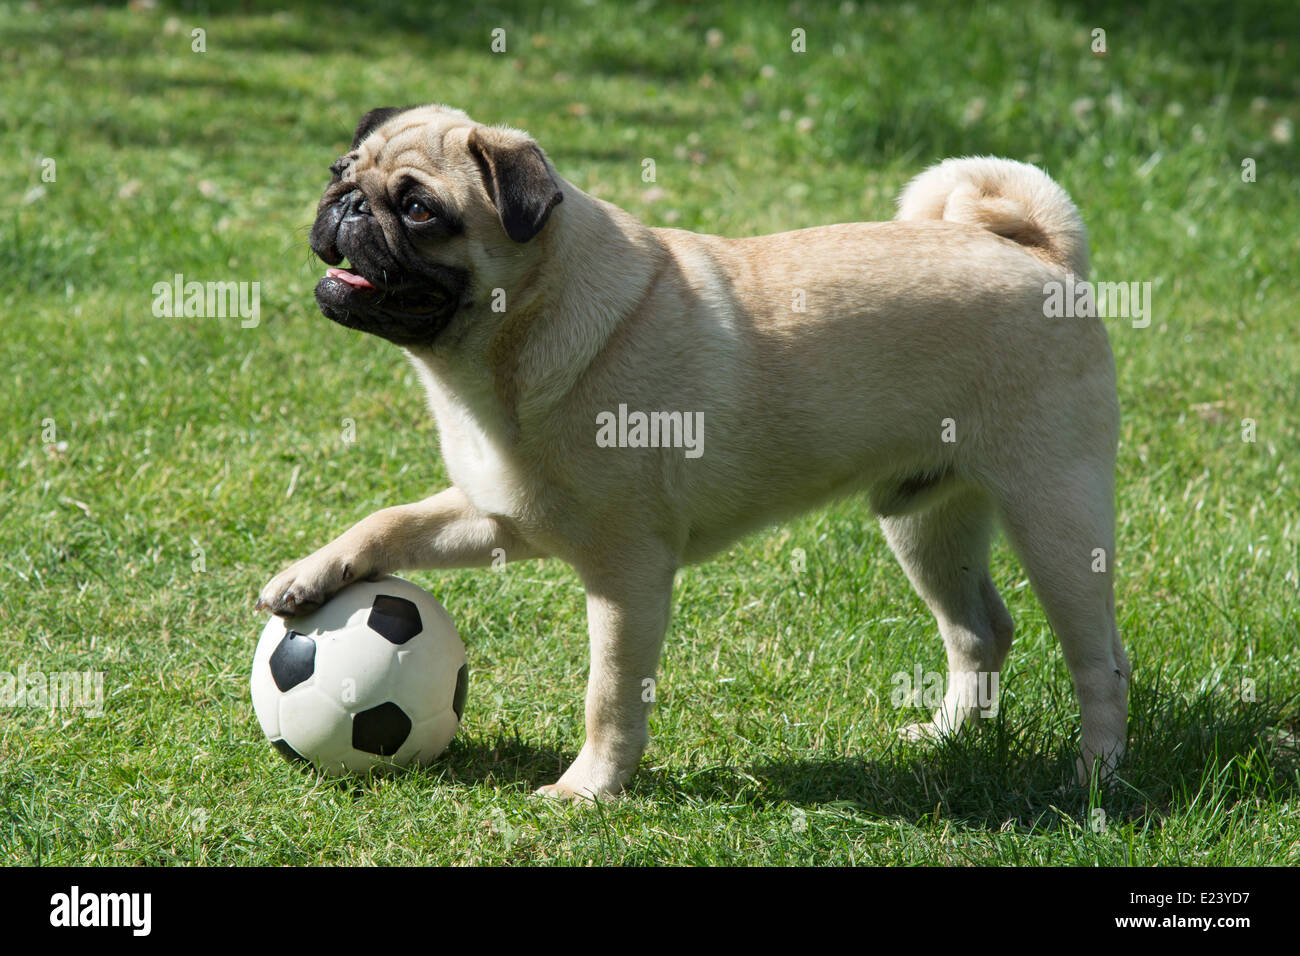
[508,178,667,418]
[424,178,665,420]
[402,177,668,515]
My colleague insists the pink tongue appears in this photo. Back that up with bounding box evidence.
[326,267,374,289]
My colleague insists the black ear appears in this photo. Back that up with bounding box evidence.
[351,107,413,148]
[467,126,564,243]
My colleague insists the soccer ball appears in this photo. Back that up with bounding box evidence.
[250,575,467,775]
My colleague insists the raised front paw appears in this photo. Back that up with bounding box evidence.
[255,550,361,617]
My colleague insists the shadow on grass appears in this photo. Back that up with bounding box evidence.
[432,732,574,792]
[1057,0,1300,96]
[41,0,1300,161]
[264,728,573,796]
[630,678,1300,830]
[304,673,1300,831]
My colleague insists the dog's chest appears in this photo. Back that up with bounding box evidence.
[409,355,531,517]
[439,415,528,516]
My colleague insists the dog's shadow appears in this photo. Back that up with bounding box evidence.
[420,680,1297,829]
[642,681,1300,829]
[429,733,575,793]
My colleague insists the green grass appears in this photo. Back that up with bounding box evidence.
[2,0,1298,865]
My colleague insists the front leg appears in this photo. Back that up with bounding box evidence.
[538,545,678,800]
[256,486,538,616]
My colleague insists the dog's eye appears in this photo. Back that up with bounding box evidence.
[404,199,434,223]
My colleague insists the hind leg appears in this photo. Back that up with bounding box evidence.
[881,486,1013,741]
[991,460,1129,782]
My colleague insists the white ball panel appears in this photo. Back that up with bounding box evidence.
[408,709,462,766]
[310,626,400,716]
[279,685,354,769]
[388,638,459,723]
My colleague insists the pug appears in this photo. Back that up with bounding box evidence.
[257,104,1129,799]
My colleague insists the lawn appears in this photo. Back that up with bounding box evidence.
[1,0,1297,865]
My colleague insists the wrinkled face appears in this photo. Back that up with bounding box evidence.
[309,105,563,347]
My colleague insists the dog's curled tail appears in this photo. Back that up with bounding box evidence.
[895,156,1089,277]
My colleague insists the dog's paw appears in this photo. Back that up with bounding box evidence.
[536,781,601,802]
[255,551,359,617]
[534,779,623,802]
[533,748,630,802]
[898,720,949,743]
[1074,753,1123,788]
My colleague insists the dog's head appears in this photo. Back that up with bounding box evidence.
[309,105,564,347]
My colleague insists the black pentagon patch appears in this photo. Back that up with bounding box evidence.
[352,701,412,756]
[271,738,308,764]
[269,630,316,692]
[367,594,422,645]
[452,663,469,721]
